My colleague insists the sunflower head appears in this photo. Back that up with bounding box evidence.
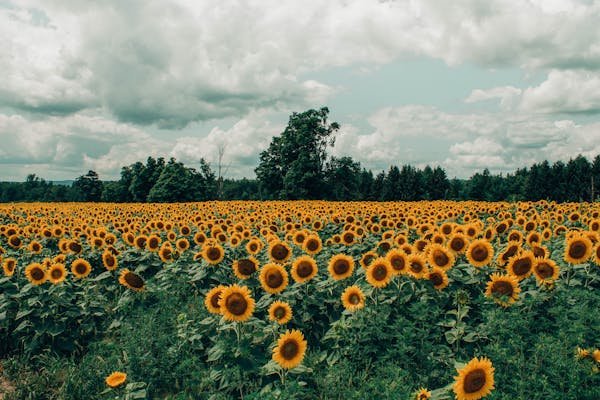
[48,263,67,284]
[533,258,559,284]
[302,235,322,255]
[218,284,255,322]
[507,250,535,280]
[485,273,520,307]
[341,285,365,311]
[2,257,17,277]
[233,257,259,279]
[119,269,145,291]
[407,254,428,279]
[466,239,494,268]
[291,255,318,284]
[268,300,293,325]
[452,357,495,400]
[71,258,92,279]
[25,262,47,285]
[259,263,289,294]
[366,257,393,288]
[327,254,355,280]
[205,285,226,314]
[425,267,449,290]
[359,251,378,270]
[102,250,118,270]
[386,249,409,274]
[272,329,307,369]
[268,241,292,263]
[427,244,455,270]
[564,235,593,264]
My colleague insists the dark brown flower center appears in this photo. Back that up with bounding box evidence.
[410,261,424,273]
[274,306,286,319]
[237,259,257,276]
[535,262,554,279]
[362,254,375,266]
[389,255,405,271]
[51,267,63,279]
[348,293,360,305]
[210,291,222,309]
[450,237,465,251]
[342,232,354,243]
[74,262,88,275]
[206,247,222,261]
[148,237,159,249]
[69,242,82,253]
[568,240,587,260]
[429,272,443,286]
[105,255,115,267]
[266,270,284,288]
[271,244,289,260]
[502,246,518,262]
[281,340,299,360]
[463,369,487,393]
[31,267,45,281]
[306,239,319,251]
[432,250,449,267]
[225,293,247,315]
[470,244,489,262]
[6,260,15,272]
[512,257,532,276]
[371,264,387,281]
[124,272,144,289]
[296,261,314,278]
[492,280,514,296]
[333,259,350,275]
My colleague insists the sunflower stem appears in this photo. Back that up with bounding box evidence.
[566,262,573,286]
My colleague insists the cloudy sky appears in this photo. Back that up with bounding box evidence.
[2,0,600,181]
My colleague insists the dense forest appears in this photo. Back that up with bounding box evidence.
[1,108,599,203]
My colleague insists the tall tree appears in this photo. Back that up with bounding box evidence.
[255,107,339,199]
[72,170,103,201]
[325,156,361,200]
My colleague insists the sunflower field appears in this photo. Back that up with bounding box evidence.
[1,200,600,399]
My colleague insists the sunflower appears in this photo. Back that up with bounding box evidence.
[205,285,226,314]
[193,231,207,246]
[359,251,378,270]
[532,258,559,284]
[341,231,356,246]
[2,257,16,277]
[448,233,469,254]
[25,262,46,285]
[134,235,148,249]
[202,243,224,264]
[327,254,355,280]
[272,329,307,369]
[233,257,259,279]
[427,244,455,270]
[302,235,322,255]
[159,244,176,263]
[485,273,520,307]
[452,356,495,400]
[407,254,428,279]
[564,235,593,264]
[146,235,161,252]
[119,269,145,291]
[496,241,521,267]
[176,238,190,252]
[102,250,118,270]
[341,285,365,311]
[259,263,289,294]
[105,371,127,388]
[219,284,255,322]
[68,240,83,254]
[425,267,449,290]
[245,238,263,255]
[507,251,535,280]
[48,263,67,284]
[7,234,22,249]
[27,240,43,254]
[71,258,92,279]
[366,257,393,288]
[386,249,409,274]
[268,241,292,263]
[415,387,431,400]
[268,300,293,325]
[291,255,318,284]
[466,239,494,267]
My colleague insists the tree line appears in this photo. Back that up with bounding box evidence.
[1,107,599,203]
